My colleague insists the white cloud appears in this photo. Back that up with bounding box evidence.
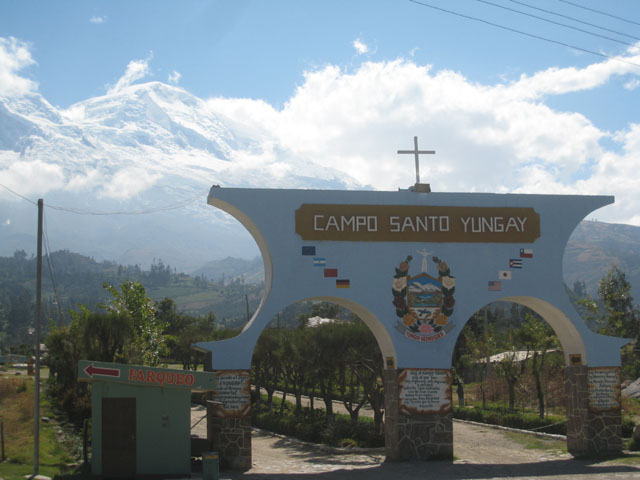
[353,38,368,55]
[0,36,38,98]
[508,44,640,100]
[89,16,107,24]
[3,42,640,226]
[0,159,65,195]
[107,54,153,94]
[207,55,640,225]
[100,167,162,199]
[168,70,181,85]
[625,78,640,91]
[67,169,102,191]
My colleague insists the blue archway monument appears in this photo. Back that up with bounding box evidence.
[194,180,628,468]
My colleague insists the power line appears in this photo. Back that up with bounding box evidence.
[45,194,202,215]
[407,0,640,69]
[42,210,65,323]
[559,0,640,28]
[0,184,37,206]
[475,0,640,49]
[0,183,204,215]
[509,0,640,41]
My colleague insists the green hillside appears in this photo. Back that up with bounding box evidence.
[563,221,640,301]
[3,219,640,351]
[0,250,263,349]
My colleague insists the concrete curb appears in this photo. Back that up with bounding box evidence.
[252,427,386,455]
[453,418,567,441]
[253,418,567,456]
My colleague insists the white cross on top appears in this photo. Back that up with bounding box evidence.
[397,136,435,184]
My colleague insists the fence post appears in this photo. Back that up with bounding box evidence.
[83,419,89,466]
[1,421,5,461]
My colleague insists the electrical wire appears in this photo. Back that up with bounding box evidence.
[1,183,204,322]
[475,0,640,49]
[45,194,202,216]
[42,209,65,324]
[509,0,640,41]
[0,183,37,206]
[407,0,640,69]
[559,0,640,28]
[0,183,204,216]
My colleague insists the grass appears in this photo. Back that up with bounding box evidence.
[623,396,640,420]
[0,377,78,480]
[599,452,640,466]
[503,431,568,454]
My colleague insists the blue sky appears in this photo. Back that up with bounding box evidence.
[4,0,639,124]
[2,0,640,224]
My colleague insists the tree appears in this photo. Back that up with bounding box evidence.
[598,267,639,339]
[347,321,385,431]
[464,310,496,410]
[103,281,167,366]
[336,322,370,424]
[452,327,474,407]
[596,267,640,378]
[252,328,282,407]
[306,322,345,423]
[520,313,559,418]
[78,307,132,363]
[495,333,528,413]
[279,328,310,413]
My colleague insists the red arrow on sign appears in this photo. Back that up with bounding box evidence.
[84,363,120,378]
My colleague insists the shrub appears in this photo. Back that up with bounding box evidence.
[622,417,635,438]
[454,405,567,435]
[251,401,383,448]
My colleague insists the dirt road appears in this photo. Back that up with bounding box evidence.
[229,422,640,480]
[190,404,640,479]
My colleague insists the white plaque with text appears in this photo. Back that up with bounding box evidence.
[398,369,452,415]
[588,367,621,412]
[214,370,251,416]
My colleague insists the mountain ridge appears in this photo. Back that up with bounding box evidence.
[1,81,637,287]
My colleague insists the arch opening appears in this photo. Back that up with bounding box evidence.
[500,296,586,366]
[452,301,566,421]
[250,298,389,447]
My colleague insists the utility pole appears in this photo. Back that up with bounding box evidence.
[34,198,43,475]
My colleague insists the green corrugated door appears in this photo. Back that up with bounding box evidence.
[102,397,136,476]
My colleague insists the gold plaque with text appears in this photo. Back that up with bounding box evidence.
[295,204,540,243]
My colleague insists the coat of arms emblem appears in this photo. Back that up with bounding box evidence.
[392,252,456,342]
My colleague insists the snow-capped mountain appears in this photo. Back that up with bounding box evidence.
[408,282,441,294]
[0,82,357,271]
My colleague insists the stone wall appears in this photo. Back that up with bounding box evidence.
[207,370,252,471]
[565,366,622,456]
[383,369,453,461]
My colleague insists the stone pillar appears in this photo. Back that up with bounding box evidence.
[383,368,453,461]
[565,365,622,456]
[207,370,252,471]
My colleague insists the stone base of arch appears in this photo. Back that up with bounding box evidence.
[565,365,622,457]
[383,369,454,461]
[206,369,252,471]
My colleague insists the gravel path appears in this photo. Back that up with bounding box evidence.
[191,405,640,479]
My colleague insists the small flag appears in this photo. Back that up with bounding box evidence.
[520,248,533,258]
[313,258,327,266]
[488,281,502,291]
[509,259,522,269]
[324,268,338,277]
[336,279,350,288]
[499,270,512,280]
[302,246,316,256]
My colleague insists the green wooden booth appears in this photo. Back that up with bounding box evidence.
[78,360,216,477]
